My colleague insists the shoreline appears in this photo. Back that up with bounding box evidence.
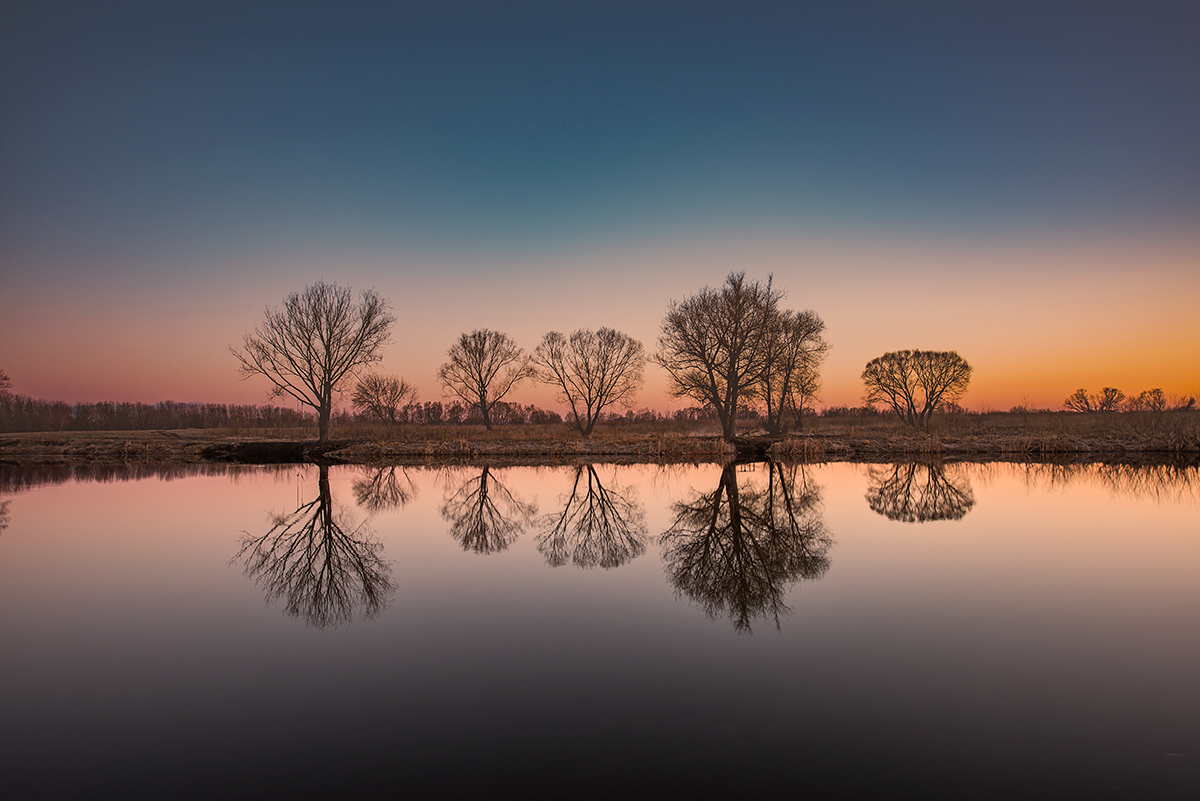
[2,428,1197,467]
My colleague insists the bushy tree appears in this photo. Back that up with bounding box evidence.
[861,350,972,428]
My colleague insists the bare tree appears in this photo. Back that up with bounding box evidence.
[656,272,781,440]
[1094,386,1126,412]
[1063,388,1094,413]
[861,349,972,428]
[532,328,646,436]
[762,309,829,435]
[0,369,11,397]
[438,330,533,430]
[231,281,394,442]
[351,374,417,424]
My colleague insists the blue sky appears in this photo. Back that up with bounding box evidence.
[2,1,1197,409]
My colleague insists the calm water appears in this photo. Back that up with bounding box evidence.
[1,460,1197,799]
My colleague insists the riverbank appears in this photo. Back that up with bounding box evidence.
[2,418,1197,467]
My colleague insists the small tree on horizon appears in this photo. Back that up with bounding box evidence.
[351,374,417,424]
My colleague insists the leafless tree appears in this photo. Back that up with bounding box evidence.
[0,499,10,534]
[1063,388,1094,413]
[351,374,417,424]
[865,461,975,523]
[235,465,394,628]
[656,272,782,440]
[661,462,831,633]
[0,369,11,398]
[762,309,829,435]
[535,465,648,568]
[440,467,536,554]
[861,349,972,428]
[532,328,646,436]
[438,330,534,431]
[231,281,395,442]
[1094,386,1126,411]
[1125,388,1167,412]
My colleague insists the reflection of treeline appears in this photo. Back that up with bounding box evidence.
[0,396,309,433]
[1007,461,1200,503]
[0,462,290,493]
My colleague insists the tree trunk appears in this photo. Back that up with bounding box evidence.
[317,402,331,442]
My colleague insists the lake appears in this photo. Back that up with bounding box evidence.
[1,459,1196,799]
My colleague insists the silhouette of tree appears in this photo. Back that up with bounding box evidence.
[656,273,782,440]
[661,462,832,632]
[532,328,646,436]
[762,309,829,435]
[0,369,11,400]
[1094,387,1125,411]
[0,499,10,534]
[536,465,648,568]
[352,466,417,512]
[862,349,972,428]
[351,374,417,424]
[865,461,975,522]
[1063,388,1095,413]
[440,467,536,554]
[438,330,534,430]
[235,465,394,628]
[231,281,395,442]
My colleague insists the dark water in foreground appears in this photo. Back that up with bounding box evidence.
[1,460,1197,799]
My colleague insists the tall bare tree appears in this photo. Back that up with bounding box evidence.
[762,309,829,435]
[532,328,646,436]
[861,349,972,428]
[0,369,11,398]
[656,272,781,440]
[231,281,394,442]
[351,374,417,424]
[438,329,533,430]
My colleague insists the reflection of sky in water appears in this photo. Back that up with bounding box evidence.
[0,461,1197,798]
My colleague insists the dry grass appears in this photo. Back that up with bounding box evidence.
[2,410,1196,466]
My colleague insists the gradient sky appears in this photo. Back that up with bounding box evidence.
[2,1,1197,413]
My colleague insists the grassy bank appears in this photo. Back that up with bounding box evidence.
[1,410,1197,466]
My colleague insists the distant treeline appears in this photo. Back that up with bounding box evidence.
[0,392,782,434]
[0,395,311,433]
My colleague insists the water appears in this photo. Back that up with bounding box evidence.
[1,460,1197,799]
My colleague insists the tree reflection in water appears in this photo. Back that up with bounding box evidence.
[662,462,832,633]
[236,465,393,628]
[536,465,647,569]
[0,499,9,534]
[440,467,536,554]
[865,461,975,522]
[352,466,417,512]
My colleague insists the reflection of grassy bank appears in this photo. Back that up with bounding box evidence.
[1,410,1197,465]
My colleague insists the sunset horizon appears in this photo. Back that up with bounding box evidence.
[3,2,1197,417]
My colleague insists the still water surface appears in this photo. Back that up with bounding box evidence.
[1,460,1197,799]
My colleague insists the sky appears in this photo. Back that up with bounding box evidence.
[2,0,1198,413]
